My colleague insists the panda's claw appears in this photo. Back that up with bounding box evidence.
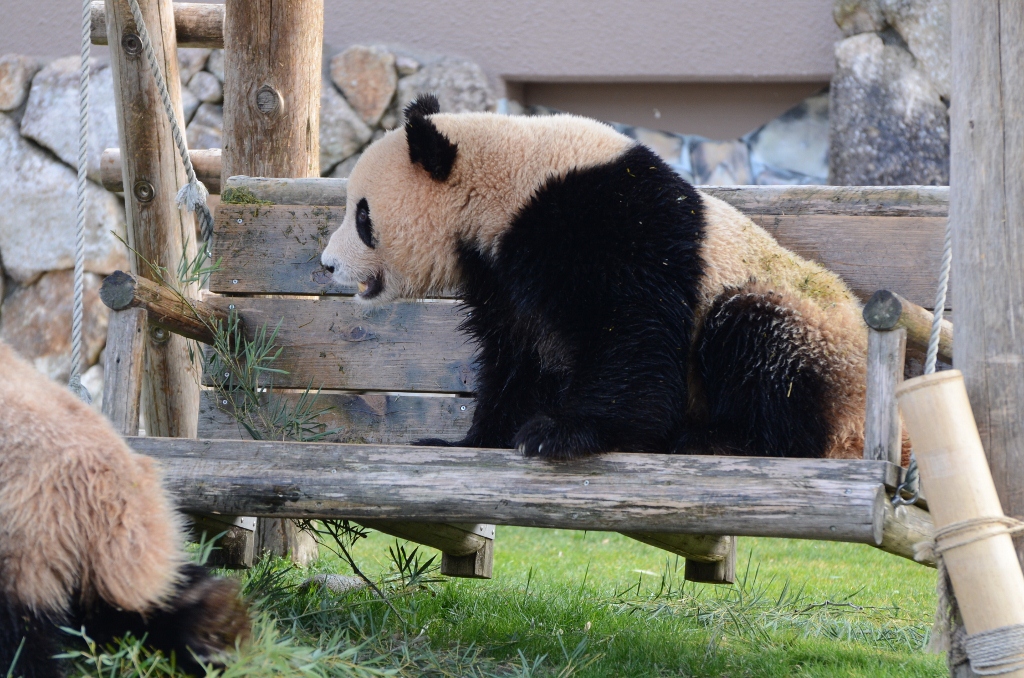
[515,414,600,460]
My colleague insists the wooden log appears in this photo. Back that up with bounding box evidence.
[199,390,476,445]
[126,437,888,543]
[621,533,733,562]
[864,327,907,465]
[100,270,231,345]
[91,1,224,47]
[101,148,222,195]
[952,0,1024,568]
[208,203,948,307]
[684,538,737,585]
[879,500,935,567]
[441,541,494,579]
[102,308,148,436]
[105,0,200,439]
[220,0,324,567]
[898,372,1024,677]
[863,290,953,361]
[701,185,948,217]
[358,520,495,578]
[223,175,347,206]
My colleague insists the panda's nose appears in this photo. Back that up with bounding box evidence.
[323,264,335,274]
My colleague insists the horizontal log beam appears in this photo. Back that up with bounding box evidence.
[863,289,953,361]
[91,1,224,48]
[129,437,889,544]
[357,520,490,558]
[100,270,232,345]
[879,501,935,567]
[101,148,222,195]
[623,532,733,563]
[221,177,950,218]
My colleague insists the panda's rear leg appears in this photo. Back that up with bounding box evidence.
[0,592,63,678]
[689,287,837,458]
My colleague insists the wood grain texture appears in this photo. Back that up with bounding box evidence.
[879,501,934,567]
[199,390,476,443]
[221,0,322,181]
[441,540,494,579]
[91,1,225,47]
[102,148,222,194]
[127,437,890,543]
[200,296,476,392]
[622,533,733,563]
[102,308,148,436]
[105,0,200,438]
[702,185,948,217]
[208,206,948,307]
[863,290,953,361]
[100,270,231,345]
[951,0,1024,566]
[864,328,906,465]
[357,521,489,558]
[224,175,347,206]
[684,538,737,584]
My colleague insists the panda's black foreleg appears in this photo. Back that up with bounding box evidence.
[0,593,64,678]
[689,289,833,458]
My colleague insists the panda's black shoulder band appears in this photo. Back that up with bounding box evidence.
[405,94,458,182]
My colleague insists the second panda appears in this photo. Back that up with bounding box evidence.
[321,95,867,460]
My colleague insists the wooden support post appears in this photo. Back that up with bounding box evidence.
[91,1,225,48]
[102,308,148,436]
[220,0,324,566]
[100,270,232,344]
[865,327,907,466]
[863,290,953,362]
[105,0,200,441]
[102,148,222,195]
[684,538,737,585]
[950,3,1024,675]
[623,533,737,584]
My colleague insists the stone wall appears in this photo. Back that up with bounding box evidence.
[0,44,831,405]
[829,0,950,185]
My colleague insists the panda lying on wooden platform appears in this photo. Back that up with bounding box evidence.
[0,343,249,677]
[321,95,867,460]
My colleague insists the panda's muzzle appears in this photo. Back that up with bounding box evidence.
[356,271,384,300]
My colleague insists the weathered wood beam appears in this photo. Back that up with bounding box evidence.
[684,538,737,584]
[106,0,200,439]
[101,148,222,195]
[100,270,231,345]
[127,437,888,544]
[91,1,224,48]
[864,328,907,466]
[102,308,148,436]
[879,501,935,567]
[863,290,953,361]
[223,175,347,206]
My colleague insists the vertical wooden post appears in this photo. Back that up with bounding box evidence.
[102,308,148,436]
[221,0,324,565]
[950,2,1024,675]
[864,327,907,466]
[105,0,200,439]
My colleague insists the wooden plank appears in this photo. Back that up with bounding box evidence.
[106,0,200,438]
[623,532,732,563]
[702,185,948,217]
[200,296,476,392]
[879,501,934,567]
[358,521,491,558]
[864,328,906,465]
[91,1,225,48]
[102,148,222,195]
[863,290,953,361]
[441,541,494,579]
[199,390,475,444]
[128,437,889,543]
[224,176,348,206]
[208,205,948,307]
[102,308,148,436]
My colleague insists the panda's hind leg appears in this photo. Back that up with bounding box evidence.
[689,286,838,458]
[0,591,64,678]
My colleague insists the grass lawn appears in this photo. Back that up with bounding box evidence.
[65,526,945,677]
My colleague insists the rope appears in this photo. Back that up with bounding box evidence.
[124,0,213,244]
[925,215,953,374]
[966,625,1024,676]
[69,0,92,404]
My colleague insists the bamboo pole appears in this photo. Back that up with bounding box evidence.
[104,0,200,440]
[220,0,324,566]
[898,372,1024,677]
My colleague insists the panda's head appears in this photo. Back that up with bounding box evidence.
[321,94,467,304]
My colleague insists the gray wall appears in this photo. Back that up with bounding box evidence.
[2,0,841,138]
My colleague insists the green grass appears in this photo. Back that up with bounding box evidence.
[60,527,945,678]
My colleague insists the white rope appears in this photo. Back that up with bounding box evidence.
[69,0,92,404]
[124,0,213,243]
[925,215,953,374]
[966,624,1024,675]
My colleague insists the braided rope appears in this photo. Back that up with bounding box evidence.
[69,0,92,404]
[124,0,213,243]
[925,215,953,374]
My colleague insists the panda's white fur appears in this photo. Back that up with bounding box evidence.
[322,97,868,460]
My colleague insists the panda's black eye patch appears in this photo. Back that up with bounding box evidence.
[355,198,376,249]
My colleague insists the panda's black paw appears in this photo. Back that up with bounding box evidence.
[514,415,600,459]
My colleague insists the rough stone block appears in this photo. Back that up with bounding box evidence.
[188,70,223,105]
[330,45,397,127]
[395,56,495,114]
[320,80,372,173]
[0,54,43,111]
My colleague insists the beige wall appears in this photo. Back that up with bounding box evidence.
[2,0,840,138]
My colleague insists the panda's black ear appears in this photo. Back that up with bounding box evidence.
[404,94,458,182]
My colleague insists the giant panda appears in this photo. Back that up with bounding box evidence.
[321,95,867,460]
[0,342,250,677]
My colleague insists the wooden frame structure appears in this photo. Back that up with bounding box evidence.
[93,0,951,586]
